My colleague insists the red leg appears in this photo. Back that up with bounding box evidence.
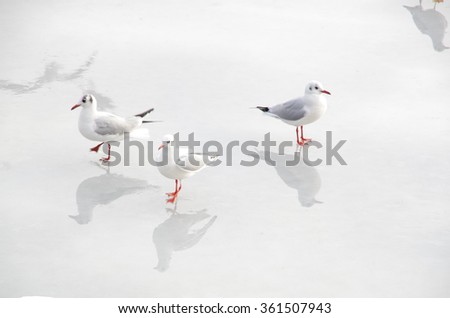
[166,180,182,204]
[90,142,104,153]
[166,195,177,204]
[166,180,179,196]
[100,144,111,162]
[297,126,312,146]
[301,126,312,143]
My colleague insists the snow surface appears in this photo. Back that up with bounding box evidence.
[0,0,449,297]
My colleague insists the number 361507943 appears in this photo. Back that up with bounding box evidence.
[260,302,331,314]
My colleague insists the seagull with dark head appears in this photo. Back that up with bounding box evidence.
[256,80,331,146]
[71,94,155,162]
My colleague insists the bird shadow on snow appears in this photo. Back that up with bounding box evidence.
[251,148,323,208]
[152,202,217,272]
[0,52,116,110]
[403,0,449,52]
[69,162,158,225]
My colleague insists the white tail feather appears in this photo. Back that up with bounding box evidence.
[129,128,151,140]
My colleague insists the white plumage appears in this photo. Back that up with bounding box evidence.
[157,134,217,203]
[71,94,154,161]
[257,80,331,145]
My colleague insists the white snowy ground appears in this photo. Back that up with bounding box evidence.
[0,0,449,297]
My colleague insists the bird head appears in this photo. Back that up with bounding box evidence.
[71,94,96,110]
[305,80,331,96]
[159,134,175,150]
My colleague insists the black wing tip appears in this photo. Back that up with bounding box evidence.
[256,106,269,112]
[135,108,155,118]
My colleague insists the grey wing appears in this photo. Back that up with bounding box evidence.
[94,114,126,136]
[269,97,306,121]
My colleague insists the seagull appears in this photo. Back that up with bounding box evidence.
[157,134,218,203]
[71,94,155,162]
[256,80,331,146]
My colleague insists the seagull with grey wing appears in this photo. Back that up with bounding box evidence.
[71,94,156,162]
[256,80,331,145]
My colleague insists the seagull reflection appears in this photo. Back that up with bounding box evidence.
[257,150,322,207]
[404,0,449,52]
[153,203,217,272]
[0,53,115,109]
[0,53,96,93]
[69,167,154,224]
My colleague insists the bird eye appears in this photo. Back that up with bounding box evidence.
[82,98,86,103]
[315,86,318,90]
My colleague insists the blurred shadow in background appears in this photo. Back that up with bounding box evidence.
[256,150,322,207]
[404,0,449,52]
[0,52,116,109]
[69,165,154,224]
[153,204,217,272]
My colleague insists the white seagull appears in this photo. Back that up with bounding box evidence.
[71,94,155,161]
[157,134,217,203]
[257,80,331,146]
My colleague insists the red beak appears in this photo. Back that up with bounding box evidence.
[158,144,165,150]
[321,90,331,95]
[71,104,81,110]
